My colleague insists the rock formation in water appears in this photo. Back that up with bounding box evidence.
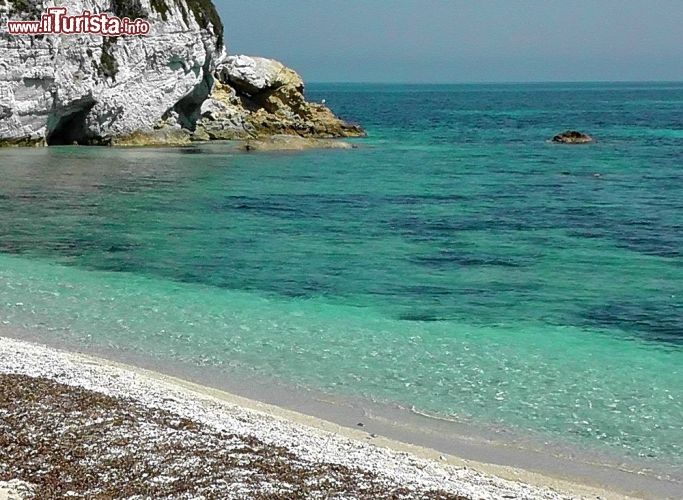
[0,0,364,146]
[551,130,594,144]
[194,55,365,141]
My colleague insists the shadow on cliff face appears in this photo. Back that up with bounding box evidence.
[172,72,214,132]
[46,101,96,146]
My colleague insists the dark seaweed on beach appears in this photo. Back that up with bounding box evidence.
[0,374,468,499]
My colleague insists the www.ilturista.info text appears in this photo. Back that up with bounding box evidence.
[6,7,150,35]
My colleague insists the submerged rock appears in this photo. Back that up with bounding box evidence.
[0,2,365,147]
[242,135,356,152]
[551,130,594,144]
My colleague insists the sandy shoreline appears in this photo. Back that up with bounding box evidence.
[0,336,656,499]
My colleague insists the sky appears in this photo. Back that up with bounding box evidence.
[216,0,683,84]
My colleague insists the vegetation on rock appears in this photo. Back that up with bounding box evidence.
[0,136,45,147]
[99,37,119,81]
[149,0,170,21]
[111,0,147,20]
[8,0,41,20]
[148,0,223,48]
[184,0,223,48]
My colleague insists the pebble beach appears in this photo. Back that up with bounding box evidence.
[0,336,623,500]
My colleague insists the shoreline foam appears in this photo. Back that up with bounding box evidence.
[0,335,669,499]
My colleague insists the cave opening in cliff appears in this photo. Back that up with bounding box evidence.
[46,103,96,146]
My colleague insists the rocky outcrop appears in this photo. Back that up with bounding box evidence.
[552,130,594,144]
[0,0,224,146]
[194,55,365,141]
[223,55,303,96]
[0,3,365,147]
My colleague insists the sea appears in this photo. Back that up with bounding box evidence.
[0,82,681,478]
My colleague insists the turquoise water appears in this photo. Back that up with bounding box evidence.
[0,82,682,468]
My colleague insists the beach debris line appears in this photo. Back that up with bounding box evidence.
[0,374,467,499]
[0,337,579,500]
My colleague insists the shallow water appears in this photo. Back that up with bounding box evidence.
[0,82,682,469]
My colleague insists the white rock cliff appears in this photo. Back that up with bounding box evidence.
[0,0,364,146]
[0,0,224,145]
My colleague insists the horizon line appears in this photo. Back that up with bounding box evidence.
[306,79,683,86]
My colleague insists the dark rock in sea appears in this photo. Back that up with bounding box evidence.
[551,130,594,144]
